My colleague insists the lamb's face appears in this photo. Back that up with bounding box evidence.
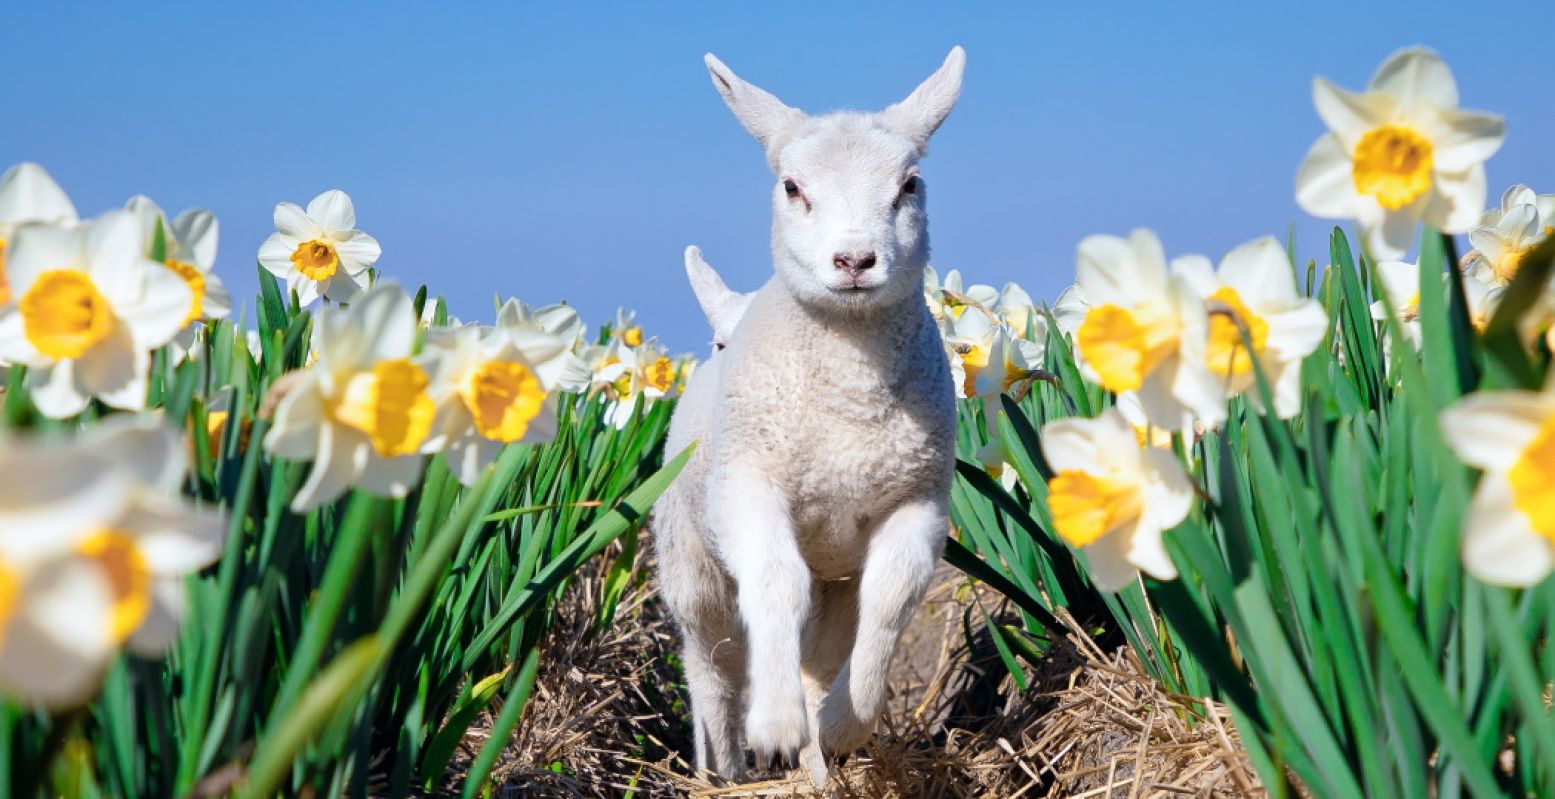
[702,47,965,315]
[770,118,928,310]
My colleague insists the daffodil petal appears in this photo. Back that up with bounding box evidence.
[1295,133,1361,219]
[1369,47,1458,112]
[1440,391,1552,470]
[273,201,321,240]
[1424,166,1488,235]
[1429,109,1506,173]
[1462,471,1555,587]
[306,190,356,232]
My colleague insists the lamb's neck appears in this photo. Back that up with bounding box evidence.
[772,282,934,385]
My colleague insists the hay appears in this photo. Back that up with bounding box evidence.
[451,540,1268,798]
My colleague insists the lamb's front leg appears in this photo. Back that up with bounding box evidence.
[712,466,812,765]
[819,498,943,755]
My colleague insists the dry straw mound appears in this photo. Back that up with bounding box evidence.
[452,541,1267,798]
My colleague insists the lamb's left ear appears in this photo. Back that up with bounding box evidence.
[881,46,966,149]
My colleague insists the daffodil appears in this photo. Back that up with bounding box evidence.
[1370,259,1426,348]
[1295,47,1506,260]
[1465,184,1555,287]
[490,299,591,391]
[940,304,999,399]
[1040,408,1193,591]
[1440,375,1555,586]
[0,213,192,417]
[264,283,435,510]
[972,323,1047,485]
[0,163,78,309]
[992,281,1041,338]
[422,299,581,485]
[925,267,997,321]
[1069,229,1221,430]
[125,196,231,347]
[1175,237,1327,419]
[588,337,678,428]
[257,190,381,305]
[1051,283,1089,338]
[609,307,644,347]
[0,414,223,707]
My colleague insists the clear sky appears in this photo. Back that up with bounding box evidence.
[5,2,1552,353]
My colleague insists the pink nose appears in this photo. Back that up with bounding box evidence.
[832,251,877,275]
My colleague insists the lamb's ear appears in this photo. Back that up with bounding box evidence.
[705,54,804,161]
[685,246,749,345]
[880,46,966,148]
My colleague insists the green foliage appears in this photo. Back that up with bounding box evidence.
[949,229,1555,798]
[1,268,689,798]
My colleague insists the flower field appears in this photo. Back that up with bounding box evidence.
[1,44,1553,798]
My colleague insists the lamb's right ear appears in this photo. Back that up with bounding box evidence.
[704,54,804,163]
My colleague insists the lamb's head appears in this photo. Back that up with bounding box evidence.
[704,47,965,315]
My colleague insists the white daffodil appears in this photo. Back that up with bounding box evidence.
[1051,283,1090,338]
[1070,229,1221,430]
[972,323,1047,485]
[993,281,1042,338]
[1439,375,1555,586]
[1370,259,1426,348]
[930,267,998,321]
[0,163,79,309]
[1041,408,1193,592]
[1463,273,1503,334]
[125,196,231,350]
[589,338,678,429]
[257,190,381,305]
[0,414,223,707]
[422,299,580,485]
[264,283,435,510]
[491,299,590,391]
[0,213,191,417]
[610,307,644,347]
[1175,237,1328,419]
[1465,184,1555,287]
[1295,47,1506,260]
[940,303,999,399]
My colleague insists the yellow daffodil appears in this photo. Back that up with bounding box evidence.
[0,213,192,417]
[421,299,582,485]
[1296,47,1506,260]
[489,299,591,392]
[0,414,223,707]
[588,337,677,429]
[1040,409,1193,591]
[257,190,381,305]
[1440,375,1555,586]
[610,307,644,347]
[1070,229,1221,430]
[1465,184,1555,287]
[264,283,435,510]
[1175,237,1328,419]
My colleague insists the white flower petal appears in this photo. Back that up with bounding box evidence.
[4,221,82,299]
[306,190,356,232]
[26,360,89,418]
[1369,47,1458,111]
[357,453,424,498]
[274,201,321,240]
[1295,134,1362,220]
[1461,472,1555,587]
[1312,78,1391,148]
[76,326,149,410]
[1083,527,1142,592]
[1439,391,1552,470]
[333,231,381,273]
[291,424,367,512]
[0,163,78,225]
[170,209,219,270]
[1425,166,1489,236]
[1429,109,1505,173]
[126,577,187,657]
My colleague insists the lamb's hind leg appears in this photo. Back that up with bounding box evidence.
[818,499,944,755]
[799,579,859,787]
[679,604,747,783]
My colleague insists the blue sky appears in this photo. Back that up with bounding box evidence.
[5,3,1552,353]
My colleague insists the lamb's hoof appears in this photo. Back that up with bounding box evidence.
[800,746,831,790]
[818,695,876,755]
[745,690,809,767]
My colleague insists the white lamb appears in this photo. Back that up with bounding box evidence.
[653,48,965,786]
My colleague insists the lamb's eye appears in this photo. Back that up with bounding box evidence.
[901,176,919,196]
[782,179,800,199]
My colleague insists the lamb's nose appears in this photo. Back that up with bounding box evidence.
[832,251,877,274]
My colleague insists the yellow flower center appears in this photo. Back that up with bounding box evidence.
[645,357,676,393]
[165,259,206,327]
[1077,303,1179,392]
[1046,469,1142,548]
[290,239,339,281]
[1509,414,1555,543]
[621,326,643,347]
[0,560,16,651]
[0,237,10,306]
[330,359,435,457]
[77,531,151,645]
[1352,125,1434,210]
[460,360,546,443]
[958,342,990,397]
[1204,287,1270,377]
[21,269,114,359]
[1401,292,1422,322]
